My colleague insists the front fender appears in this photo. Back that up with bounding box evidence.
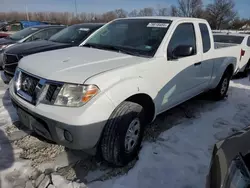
[103,76,158,113]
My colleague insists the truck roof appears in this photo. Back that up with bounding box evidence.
[114,16,206,22]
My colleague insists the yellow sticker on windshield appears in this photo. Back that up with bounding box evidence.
[147,23,169,28]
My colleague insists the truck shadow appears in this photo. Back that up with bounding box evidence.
[231,74,250,86]
[0,90,15,188]
[0,129,14,171]
[2,89,19,124]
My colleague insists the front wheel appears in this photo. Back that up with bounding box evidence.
[211,70,231,100]
[100,101,145,166]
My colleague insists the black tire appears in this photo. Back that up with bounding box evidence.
[100,101,145,166]
[211,69,231,101]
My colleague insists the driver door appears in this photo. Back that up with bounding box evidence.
[159,22,203,111]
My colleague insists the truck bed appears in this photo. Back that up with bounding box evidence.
[214,42,238,49]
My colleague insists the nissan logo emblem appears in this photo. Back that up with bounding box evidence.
[22,77,32,92]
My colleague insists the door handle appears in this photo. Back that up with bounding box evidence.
[194,62,202,66]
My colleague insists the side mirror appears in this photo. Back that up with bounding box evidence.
[172,45,194,59]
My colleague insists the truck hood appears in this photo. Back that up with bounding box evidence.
[19,46,147,83]
[5,40,72,56]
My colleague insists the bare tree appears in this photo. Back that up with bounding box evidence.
[229,17,248,29]
[177,0,203,17]
[206,0,237,29]
[128,10,138,17]
[170,5,180,17]
[114,9,127,18]
[138,7,155,16]
[156,6,169,16]
[101,11,117,22]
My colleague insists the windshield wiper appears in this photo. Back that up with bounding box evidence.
[83,43,111,50]
[83,43,149,57]
[111,46,148,57]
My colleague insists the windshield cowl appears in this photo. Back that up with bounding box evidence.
[83,43,151,58]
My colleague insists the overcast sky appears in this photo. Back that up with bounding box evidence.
[1,0,249,18]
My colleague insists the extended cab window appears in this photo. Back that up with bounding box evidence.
[84,19,172,57]
[167,23,196,59]
[199,23,211,53]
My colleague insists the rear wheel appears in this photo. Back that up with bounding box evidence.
[211,70,231,100]
[100,101,145,166]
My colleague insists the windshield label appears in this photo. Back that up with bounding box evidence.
[79,28,90,31]
[147,23,169,28]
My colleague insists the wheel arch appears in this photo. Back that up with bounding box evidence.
[125,93,156,124]
[225,63,234,78]
[210,62,235,89]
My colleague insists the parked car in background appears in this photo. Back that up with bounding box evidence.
[2,23,104,81]
[0,32,9,39]
[10,17,240,166]
[0,21,12,38]
[0,20,54,33]
[214,33,250,76]
[206,126,250,188]
[0,25,65,69]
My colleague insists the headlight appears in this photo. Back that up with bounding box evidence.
[53,84,99,107]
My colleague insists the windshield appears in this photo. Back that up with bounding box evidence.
[8,27,40,41]
[84,19,171,57]
[49,25,99,45]
[214,35,245,44]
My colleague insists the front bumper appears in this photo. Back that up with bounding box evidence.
[9,80,115,150]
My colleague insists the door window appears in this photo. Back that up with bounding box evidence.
[167,23,196,59]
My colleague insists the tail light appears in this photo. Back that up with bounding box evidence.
[240,49,245,61]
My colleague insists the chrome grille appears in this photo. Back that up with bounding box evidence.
[45,85,58,101]
[14,69,62,105]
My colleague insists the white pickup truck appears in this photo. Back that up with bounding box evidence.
[10,17,240,166]
[214,33,250,76]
